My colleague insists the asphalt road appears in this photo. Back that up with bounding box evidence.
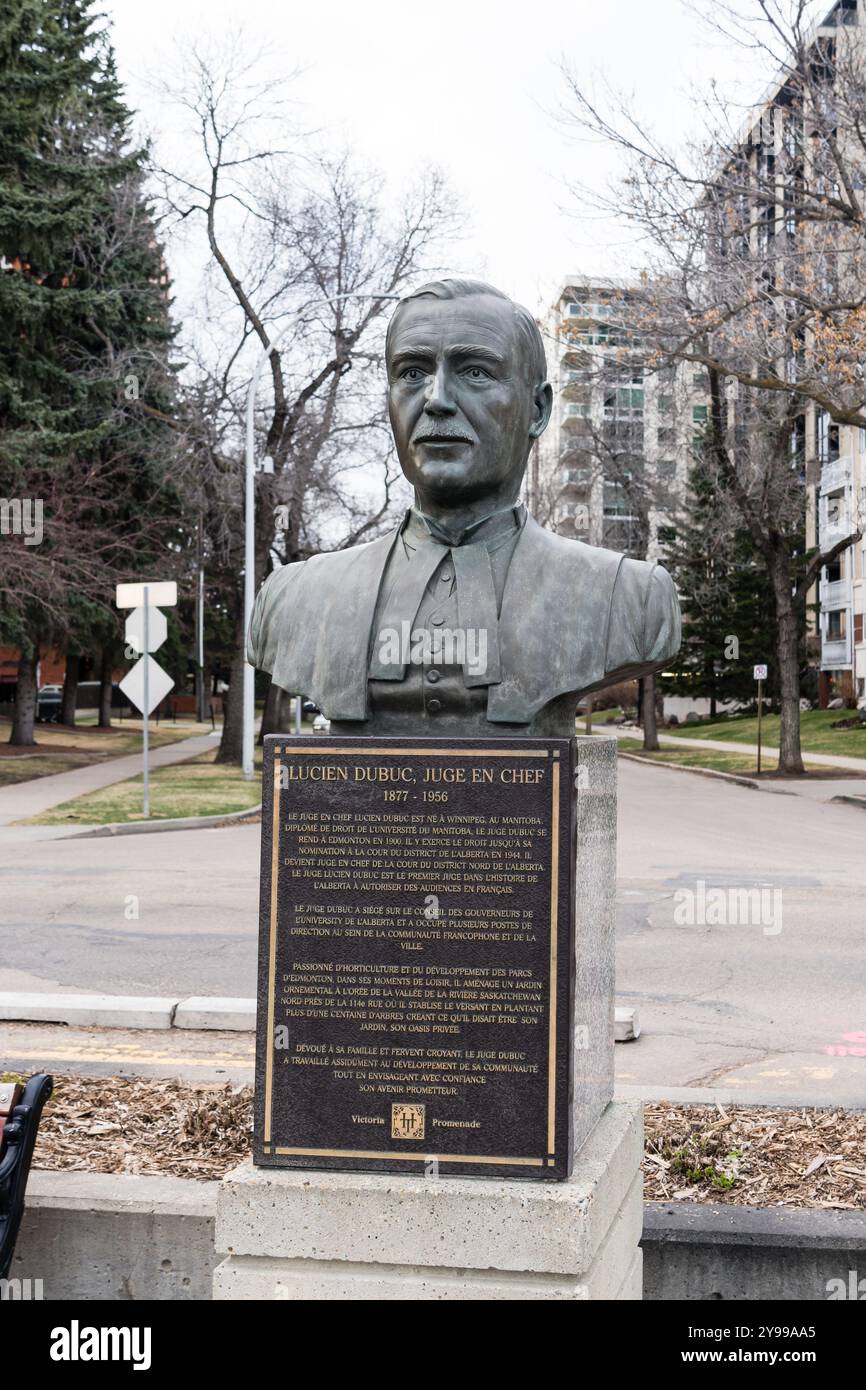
[1,760,864,1102]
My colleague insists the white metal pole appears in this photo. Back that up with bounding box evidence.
[242,292,400,779]
[143,585,150,819]
[197,560,205,723]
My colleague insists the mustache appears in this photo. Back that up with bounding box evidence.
[412,427,475,444]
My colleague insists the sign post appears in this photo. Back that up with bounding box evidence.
[754,664,768,774]
[117,582,177,819]
[143,589,150,817]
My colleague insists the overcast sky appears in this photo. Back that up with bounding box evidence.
[106,0,790,318]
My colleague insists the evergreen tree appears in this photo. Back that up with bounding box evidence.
[0,0,177,741]
[661,457,778,716]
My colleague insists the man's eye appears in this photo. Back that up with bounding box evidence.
[401,367,426,381]
[463,365,492,380]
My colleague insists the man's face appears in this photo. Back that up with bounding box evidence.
[386,294,549,509]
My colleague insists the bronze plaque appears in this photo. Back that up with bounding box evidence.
[254,736,576,1179]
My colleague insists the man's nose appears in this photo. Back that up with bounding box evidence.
[423,363,457,416]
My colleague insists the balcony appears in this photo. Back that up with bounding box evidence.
[819,458,852,496]
[561,468,593,489]
[818,500,852,549]
[819,577,851,609]
[821,636,852,669]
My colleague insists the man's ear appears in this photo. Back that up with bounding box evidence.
[529,381,553,439]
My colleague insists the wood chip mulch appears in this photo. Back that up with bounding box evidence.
[18,1077,866,1205]
[29,1075,253,1182]
[644,1103,866,1208]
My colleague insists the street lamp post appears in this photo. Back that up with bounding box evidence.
[242,291,400,780]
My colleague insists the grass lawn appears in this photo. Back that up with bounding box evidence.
[618,740,830,777]
[0,717,213,788]
[578,706,628,729]
[667,708,866,759]
[24,751,262,825]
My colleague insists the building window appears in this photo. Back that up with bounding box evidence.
[817,410,840,463]
[657,525,677,545]
[657,427,676,449]
[826,609,847,640]
[657,459,677,478]
[693,405,708,423]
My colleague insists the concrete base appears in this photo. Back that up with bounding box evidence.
[214,1100,642,1300]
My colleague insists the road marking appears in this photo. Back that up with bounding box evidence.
[2,1044,253,1067]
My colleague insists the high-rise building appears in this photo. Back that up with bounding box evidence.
[531,276,704,562]
[719,0,866,705]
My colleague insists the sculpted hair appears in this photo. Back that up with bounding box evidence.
[386,278,548,384]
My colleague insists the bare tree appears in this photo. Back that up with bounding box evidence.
[560,0,866,772]
[154,41,459,761]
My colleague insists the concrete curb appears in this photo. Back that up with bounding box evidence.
[643,1201,866,1249]
[617,750,760,790]
[617,1083,866,1111]
[830,793,866,810]
[0,991,256,1031]
[0,994,634,1042]
[58,803,262,839]
[174,997,256,1031]
[642,1200,866,1301]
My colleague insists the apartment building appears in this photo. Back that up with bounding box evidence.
[531,276,705,562]
[726,0,866,705]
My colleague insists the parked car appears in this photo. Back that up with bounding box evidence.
[36,685,63,722]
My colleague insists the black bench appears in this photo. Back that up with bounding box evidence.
[0,1075,53,1280]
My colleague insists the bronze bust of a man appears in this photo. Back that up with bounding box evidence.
[248,278,681,735]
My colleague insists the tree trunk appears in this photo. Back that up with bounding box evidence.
[10,646,39,746]
[770,556,804,775]
[61,653,80,727]
[98,646,113,728]
[584,697,593,736]
[260,681,292,740]
[642,673,660,751]
[215,617,245,765]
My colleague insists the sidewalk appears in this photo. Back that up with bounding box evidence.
[0,732,220,827]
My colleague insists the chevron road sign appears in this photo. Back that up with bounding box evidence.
[116,582,177,818]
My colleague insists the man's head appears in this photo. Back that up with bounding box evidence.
[385,279,552,514]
